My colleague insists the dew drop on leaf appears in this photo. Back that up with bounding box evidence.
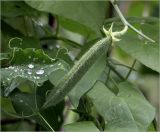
[28,64,34,69]
[36,69,44,75]
[9,66,14,69]
[27,71,32,75]
[19,100,23,103]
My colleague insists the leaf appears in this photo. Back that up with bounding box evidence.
[25,1,108,36]
[64,121,99,132]
[58,16,96,39]
[1,1,38,17]
[36,81,65,130]
[104,17,159,73]
[10,90,43,116]
[0,53,10,61]
[87,81,155,132]
[1,48,69,96]
[87,81,138,132]
[69,54,106,108]
[1,96,16,114]
[117,82,155,130]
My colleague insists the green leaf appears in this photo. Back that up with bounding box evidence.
[1,48,69,96]
[58,16,96,39]
[104,17,159,73]
[87,81,155,132]
[25,1,108,36]
[1,1,38,17]
[64,121,99,132]
[87,81,138,132]
[10,90,42,116]
[0,53,10,61]
[69,54,106,108]
[117,82,155,130]
[9,89,55,131]
[36,81,65,130]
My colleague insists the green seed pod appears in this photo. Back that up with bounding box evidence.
[43,37,111,108]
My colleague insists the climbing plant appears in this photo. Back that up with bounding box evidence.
[1,0,159,131]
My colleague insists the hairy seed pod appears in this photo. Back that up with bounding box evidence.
[43,37,111,108]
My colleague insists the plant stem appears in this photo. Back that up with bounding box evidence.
[38,113,54,132]
[108,58,137,71]
[125,59,136,80]
[40,36,82,49]
[110,76,119,90]
[108,63,125,81]
[110,0,155,43]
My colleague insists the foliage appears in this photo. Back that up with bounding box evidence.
[1,1,159,131]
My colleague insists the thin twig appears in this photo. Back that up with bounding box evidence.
[40,36,82,49]
[125,59,136,80]
[110,0,155,43]
[38,113,54,132]
[108,58,137,71]
[108,63,125,81]
[110,76,119,90]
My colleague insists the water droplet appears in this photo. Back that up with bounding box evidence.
[27,71,32,75]
[14,69,18,72]
[50,65,54,67]
[7,78,10,81]
[36,69,44,75]
[51,59,56,62]
[56,44,60,48]
[9,66,14,69]
[28,64,34,69]
[36,76,40,79]
[58,63,61,66]
[34,76,37,79]
[19,100,23,103]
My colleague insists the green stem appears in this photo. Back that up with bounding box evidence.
[40,36,82,49]
[38,113,54,132]
[108,63,125,81]
[125,59,136,80]
[108,58,137,71]
[110,0,155,43]
[110,76,119,90]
